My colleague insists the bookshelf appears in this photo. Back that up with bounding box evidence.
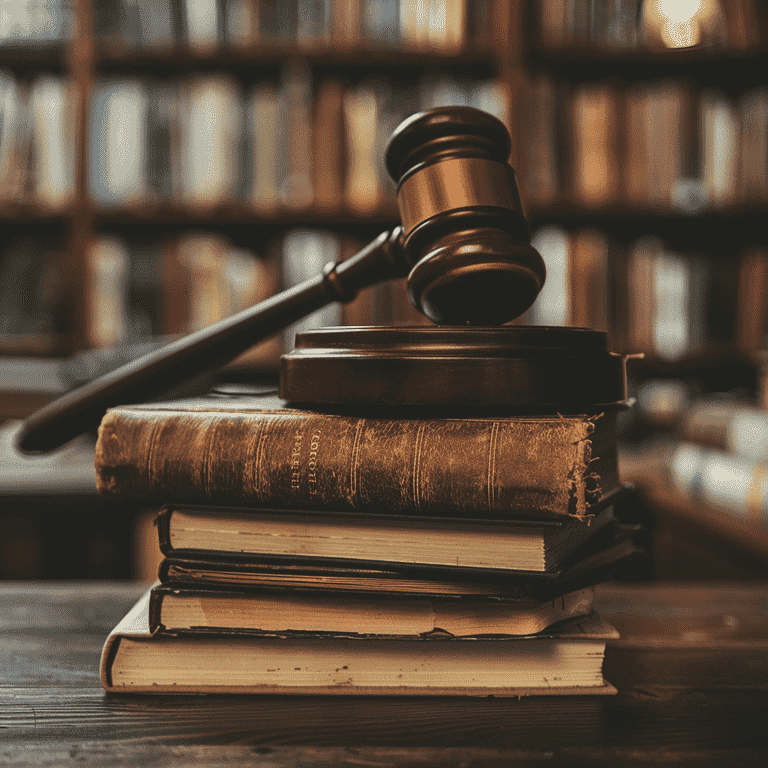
[521,0,768,578]
[0,0,519,393]
[0,0,519,579]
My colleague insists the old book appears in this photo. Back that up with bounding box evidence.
[148,583,596,637]
[183,0,221,53]
[570,81,619,207]
[528,225,571,327]
[278,64,314,209]
[280,230,341,349]
[343,82,382,213]
[700,89,739,209]
[179,75,242,210]
[146,81,182,203]
[332,0,360,46]
[570,229,609,333]
[737,87,768,205]
[518,72,559,209]
[100,589,618,694]
[296,0,332,47]
[625,237,707,361]
[362,0,399,46]
[223,0,258,49]
[669,442,768,526]
[84,237,132,348]
[427,0,465,52]
[247,81,281,213]
[88,79,148,207]
[680,398,768,464]
[157,524,644,598]
[735,248,768,351]
[155,504,617,574]
[312,78,345,210]
[28,75,75,210]
[95,391,622,518]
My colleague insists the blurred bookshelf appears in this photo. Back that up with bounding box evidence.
[520,0,768,579]
[2,0,768,578]
[0,0,517,579]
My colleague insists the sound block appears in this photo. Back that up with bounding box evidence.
[279,326,629,414]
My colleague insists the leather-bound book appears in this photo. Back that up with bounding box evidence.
[94,391,622,520]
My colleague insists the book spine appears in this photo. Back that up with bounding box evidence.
[95,408,602,518]
[670,442,768,525]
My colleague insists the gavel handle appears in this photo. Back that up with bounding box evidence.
[16,228,407,455]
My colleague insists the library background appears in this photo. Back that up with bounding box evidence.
[1,0,767,581]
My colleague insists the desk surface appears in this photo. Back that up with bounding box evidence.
[2,581,768,766]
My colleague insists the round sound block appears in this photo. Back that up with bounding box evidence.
[280,326,628,413]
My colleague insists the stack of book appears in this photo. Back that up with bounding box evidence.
[97,389,639,695]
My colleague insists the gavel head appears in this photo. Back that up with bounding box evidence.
[385,106,546,325]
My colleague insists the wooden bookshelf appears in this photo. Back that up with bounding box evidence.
[522,0,768,579]
[0,0,515,375]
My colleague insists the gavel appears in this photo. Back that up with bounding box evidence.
[16,106,546,455]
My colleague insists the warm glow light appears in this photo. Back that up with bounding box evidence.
[660,19,701,47]
[656,0,703,24]
[653,0,708,47]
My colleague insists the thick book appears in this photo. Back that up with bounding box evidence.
[149,583,597,638]
[155,503,619,575]
[156,523,644,599]
[95,391,621,519]
[100,589,618,695]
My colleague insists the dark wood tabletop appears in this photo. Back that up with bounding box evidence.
[2,581,768,766]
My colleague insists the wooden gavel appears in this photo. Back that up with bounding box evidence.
[16,106,546,454]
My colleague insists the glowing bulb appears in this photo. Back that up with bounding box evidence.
[655,0,703,24]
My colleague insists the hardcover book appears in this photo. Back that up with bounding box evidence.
[155,503,620,574]
[148,584,597,638]
[95,391,621,519]
[156,525,644,599]
[101,589,619,695]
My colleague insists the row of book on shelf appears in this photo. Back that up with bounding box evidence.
[0,225,429,356]
[0,67,506,212]
[7,67,768,217]
[0,0,68,44]
[536,0,762,52]
[92,0,486,53]
[94,381,643,694]
[519,74,768,212]
[4,221,768,359]
[526,225,768,360]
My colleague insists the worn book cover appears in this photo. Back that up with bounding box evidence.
[148,583,598,638]
[101,588,619,695]
[156,521,644,598]
[95,391,621,519]
[154,501,628,574]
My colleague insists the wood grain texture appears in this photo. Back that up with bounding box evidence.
[1,581,767,765]
[1,744,764,767]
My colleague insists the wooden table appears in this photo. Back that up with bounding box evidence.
[2,582,768,766]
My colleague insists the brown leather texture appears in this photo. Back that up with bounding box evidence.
[95,395,619,519]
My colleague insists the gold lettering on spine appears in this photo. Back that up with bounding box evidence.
[412,423,427,513]
[349,420,366,507]
[397,157,522,236]
[308,431,320,494]
[290,431,303,492]
[488,421,499,515]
